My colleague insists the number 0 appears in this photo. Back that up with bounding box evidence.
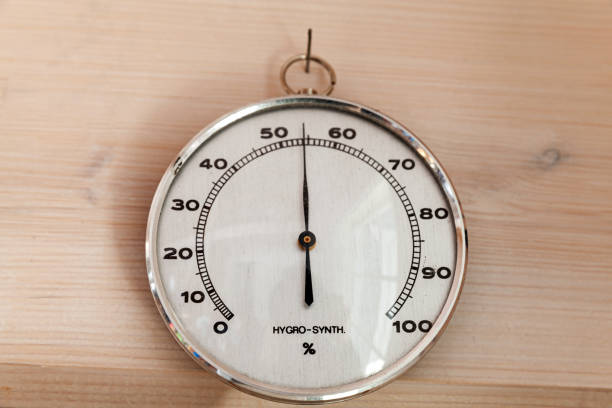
[214,321,228,334]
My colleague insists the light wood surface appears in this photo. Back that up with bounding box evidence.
[1,0,611,406]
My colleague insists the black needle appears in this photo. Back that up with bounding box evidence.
[299,123,314,306]
[305,244,313,306]
[302,123,309,231]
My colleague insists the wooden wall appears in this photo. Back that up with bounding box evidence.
[1,1,611,406]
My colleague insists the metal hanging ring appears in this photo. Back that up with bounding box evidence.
[280,54,336,96]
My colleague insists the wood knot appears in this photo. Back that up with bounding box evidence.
[536,148,562,170]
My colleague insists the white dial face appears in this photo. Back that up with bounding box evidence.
[148,97,465,401]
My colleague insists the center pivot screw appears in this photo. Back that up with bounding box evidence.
[298,231,316,249]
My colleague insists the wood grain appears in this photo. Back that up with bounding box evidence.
[1,0,611,406]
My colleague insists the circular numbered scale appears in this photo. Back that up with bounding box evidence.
[146,53,467,404]
[147,97,466,402]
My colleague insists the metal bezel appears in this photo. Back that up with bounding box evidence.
[145,95,467,404]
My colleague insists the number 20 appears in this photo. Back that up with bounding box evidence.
[163,247,193,260]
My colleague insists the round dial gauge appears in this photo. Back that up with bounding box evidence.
[146,96,467,403]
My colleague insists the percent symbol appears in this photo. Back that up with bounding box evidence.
[302,342,316,355]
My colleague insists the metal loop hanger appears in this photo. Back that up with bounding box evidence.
[279,29,337,96]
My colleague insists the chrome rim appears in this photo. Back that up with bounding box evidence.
[145,95,467,404]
